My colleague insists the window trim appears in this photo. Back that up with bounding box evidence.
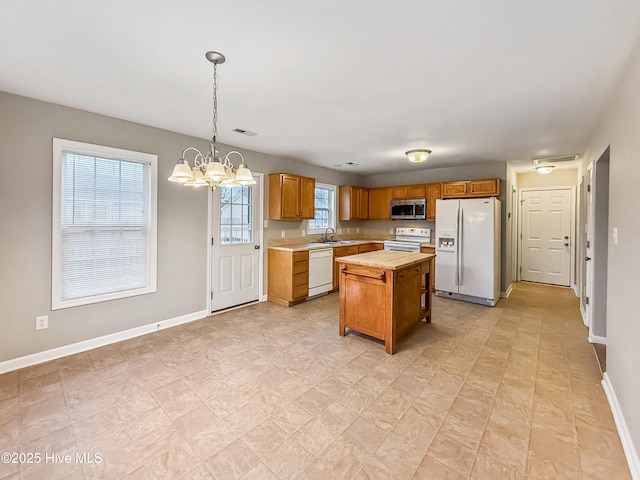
[307,183,337,235]
[51,138,158,310]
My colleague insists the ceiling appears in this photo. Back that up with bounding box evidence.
[2,1,640,175]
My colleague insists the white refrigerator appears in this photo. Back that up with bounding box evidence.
[435,197,501,306]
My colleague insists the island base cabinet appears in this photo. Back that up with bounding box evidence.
[338,259,431,354]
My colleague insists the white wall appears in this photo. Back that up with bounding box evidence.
[580,33,640,469]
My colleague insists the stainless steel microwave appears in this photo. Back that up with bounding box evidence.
[390,199,427,220]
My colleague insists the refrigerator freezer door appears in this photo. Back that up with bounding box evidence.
[435,199,460,293]
[458,198,497,301]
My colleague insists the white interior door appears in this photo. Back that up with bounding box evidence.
[583,165,594,327]
[520,188,573,286]
[210,179,261,312]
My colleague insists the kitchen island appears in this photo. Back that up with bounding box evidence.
[336,250,435,354]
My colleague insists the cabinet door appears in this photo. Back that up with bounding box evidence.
[442,181,468,198]
[368,187,392,219]
[280,174,300,218]
[391,186,408,199]
[299,176,316,219]
[468,178,500,197]
[426,183,442,221]
[408,184,426,198]
[358,188,369,219]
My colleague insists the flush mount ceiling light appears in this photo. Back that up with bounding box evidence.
[405,149,432,164]
[535,165,555,174]
[168,51,256,189]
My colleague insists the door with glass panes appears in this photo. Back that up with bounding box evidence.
[210,180,261,311]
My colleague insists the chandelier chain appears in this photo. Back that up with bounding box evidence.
[211,62,218,153]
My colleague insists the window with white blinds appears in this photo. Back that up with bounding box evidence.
[52,138,157,310]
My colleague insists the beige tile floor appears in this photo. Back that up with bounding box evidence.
[0,282,631,479]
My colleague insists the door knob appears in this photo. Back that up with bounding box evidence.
[564,243,569,247]
[564,236,569,240]
[254,245,261,250]
[585,256,591,261]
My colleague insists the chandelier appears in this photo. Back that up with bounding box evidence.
[168,51,256,189]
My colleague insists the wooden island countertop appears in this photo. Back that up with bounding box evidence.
[336,250,435,354]
[334,250,433,270]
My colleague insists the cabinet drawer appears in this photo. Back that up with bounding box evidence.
[292,283,308,299]
[396,267,421,282]
[293,260,309,274]
[292,251,309,262]
[292,272,308,286]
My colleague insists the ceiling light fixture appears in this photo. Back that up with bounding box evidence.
[168,51,256,189]
[535,165,555,174]
[405,149,432,164]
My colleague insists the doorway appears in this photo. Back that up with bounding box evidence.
[208,174,264,312]
[519,187,575,286]
[588,147,610,344]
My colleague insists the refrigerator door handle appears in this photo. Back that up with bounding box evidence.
[458,207,463,286]
[455,206,460,286]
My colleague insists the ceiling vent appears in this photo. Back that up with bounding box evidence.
[232,128,257,136]
[532,154,579,165]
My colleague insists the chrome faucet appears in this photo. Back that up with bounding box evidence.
[322,227,336,243]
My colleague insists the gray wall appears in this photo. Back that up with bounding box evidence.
[362,162,510,293]
[580,32,640,464]
[0,92,363,362]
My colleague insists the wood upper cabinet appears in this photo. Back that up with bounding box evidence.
[442,178,500,199]
[368,187,392,219]
[269,173,315,220]
[426,183,442,221]
[468,178,500,197]
[391,184,427,199]
[339,186,369,220]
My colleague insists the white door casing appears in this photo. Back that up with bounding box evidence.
[209,174,263,312]
[519,187,574,286]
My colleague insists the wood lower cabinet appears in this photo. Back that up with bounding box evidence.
[339,186,369,220]
[337,251,433,354]
[268,249,309,306]
[269,173,315,220]
[358,242,383,254]
[426,183,441,221]
[442,178,500,199]
[332,245,359,291]
[420,246,436,292]
[368,187,392,219]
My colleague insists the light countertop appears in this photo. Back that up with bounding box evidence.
[335,250,435,270]
[268,240,384,252]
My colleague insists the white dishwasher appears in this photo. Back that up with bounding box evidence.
[308,248,334,297]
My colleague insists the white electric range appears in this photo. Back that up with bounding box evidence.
[383,227,432,253]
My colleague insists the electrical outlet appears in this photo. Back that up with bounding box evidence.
[356,228,360,233]
[36,315,48,330]
[389,228,394,234]
[280,230,285,238]
[301,230,306,237]
[337,228,342,234]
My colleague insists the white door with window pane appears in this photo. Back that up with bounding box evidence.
[210,179,261,311]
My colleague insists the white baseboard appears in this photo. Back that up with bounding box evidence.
[0,309,208,375]
[589,334,607,345]
[580,305,588,326]
[501,284,514,299]
[261,294,268,302]
[602,373,640,480]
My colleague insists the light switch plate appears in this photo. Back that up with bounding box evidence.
[612,227,618,245]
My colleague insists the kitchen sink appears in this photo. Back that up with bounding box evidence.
[323,240,354,245]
